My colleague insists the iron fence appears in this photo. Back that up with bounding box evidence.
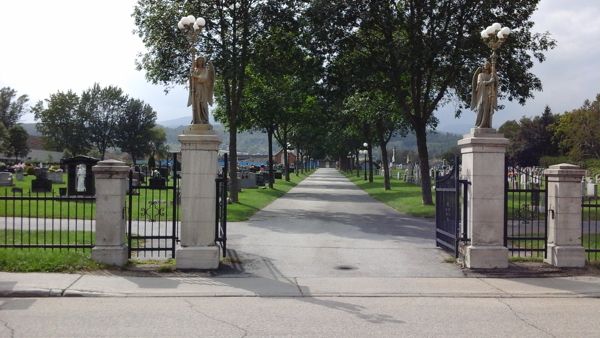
[0,189,95,250]
[215,154,228,257]
[504,161,548,258]
[127,153,180,258]
[582,195,600,261]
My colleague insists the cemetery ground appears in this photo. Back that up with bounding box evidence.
[0,170,314,272]
[0,171,314,221]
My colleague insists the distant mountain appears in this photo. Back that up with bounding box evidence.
[19,121,462,158]
[19,123,40,136]
[158,116,191,128]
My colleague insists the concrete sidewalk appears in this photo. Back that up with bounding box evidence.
[2,272,600,298]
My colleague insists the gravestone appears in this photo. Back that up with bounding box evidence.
[0,172,13,186]
[61,155,99,196]
[31,169,52,192]
[239,172,257,189]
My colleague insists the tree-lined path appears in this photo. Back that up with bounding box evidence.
[229,168,462,278]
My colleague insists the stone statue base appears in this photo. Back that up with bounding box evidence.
[458,128,509,269]
[175,123,222,270]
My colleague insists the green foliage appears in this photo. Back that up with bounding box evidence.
[553,94,600,161]
[33,90,90,155]
[115,98,157,164]
[4,125,29,160]
[0,87,28,129]
[539,155,572,168]
[34,84,158,160]
[80,84,128,160]
[499,106,560,166]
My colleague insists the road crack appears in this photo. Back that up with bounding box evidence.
[184,299,249,338]
[0,315,15,338]
[496,298,555,337]
[61,274,84,296]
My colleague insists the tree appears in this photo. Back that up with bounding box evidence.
[308,0,556,204]
[115,98,157,165]
[500,106,559,166]
[80,84,127,160]
[0,87,28,129]
[4,125,29,161]
[33,90,91,155]
[148,126,169,161]
[133,0,262,202]
[554,94,600,160]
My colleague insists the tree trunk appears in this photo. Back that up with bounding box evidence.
[379,141,390,190]
[229,123,239,203]
[267,127,274,189]
[296,148,300,177]
[415,123,433,205]
[368,143,374,183]
[376,120,391,190]
[355,150,360,177]
[283,142,290,182]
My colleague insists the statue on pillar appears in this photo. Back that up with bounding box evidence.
[187,56,215,125]
[470,60,497,129]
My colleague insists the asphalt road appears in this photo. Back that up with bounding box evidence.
[2,297,600,337]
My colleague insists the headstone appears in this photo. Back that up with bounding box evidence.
[31,177,52,192]
[61,155,99,196]
[0,172,13,186]
[239,172,257,189]
[47,172,64,184]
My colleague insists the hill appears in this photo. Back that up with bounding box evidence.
[18,122,461,158]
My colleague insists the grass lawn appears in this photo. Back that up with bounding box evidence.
[343,170,435,218]
[0,230,102,272]
[227,170,315,221]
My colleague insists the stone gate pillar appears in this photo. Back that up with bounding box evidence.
[544,164,586,267]
[176,125,222,269]
[91,160,130,267]
[458,128,509,268]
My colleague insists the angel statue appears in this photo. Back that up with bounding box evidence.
[470,60,497,128]
[187,56,215,124]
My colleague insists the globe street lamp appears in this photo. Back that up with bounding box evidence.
[480,23,510,66]
[178,15,206,62]
[363,142,368,181]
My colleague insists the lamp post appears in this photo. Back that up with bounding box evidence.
[363,142,368,181]
[178,15,206,62]
[480,23,511,90]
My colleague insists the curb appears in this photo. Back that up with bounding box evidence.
[3,289,600,299]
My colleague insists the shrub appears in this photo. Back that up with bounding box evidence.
[25,165,35,176]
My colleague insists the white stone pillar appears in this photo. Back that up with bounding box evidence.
[458,128,509,268]
[544,164,586,267]
[91,160,129,267]
[176,124,222,269]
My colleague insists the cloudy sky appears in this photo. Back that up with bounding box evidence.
[1,0,599,133]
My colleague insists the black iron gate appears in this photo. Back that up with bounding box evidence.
[435,159,469,257]
[504,160,548,258]
[127,153,179,258]
[215,154,228,257]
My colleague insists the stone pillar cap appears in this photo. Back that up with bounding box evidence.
[544,163,585,178]
[93,159,130,174]
[549,163,580,170]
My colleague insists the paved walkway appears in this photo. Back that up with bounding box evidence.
[228,168,462,278]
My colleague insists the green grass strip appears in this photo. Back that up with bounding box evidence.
[343,170,435,218]
[227,170,315,221]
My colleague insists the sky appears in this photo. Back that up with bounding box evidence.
[1,0,599,133]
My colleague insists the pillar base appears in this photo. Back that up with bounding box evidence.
[176,246,220,270]
[465,245,508,269]
[544,244,586,268]
[91,245,128,267]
